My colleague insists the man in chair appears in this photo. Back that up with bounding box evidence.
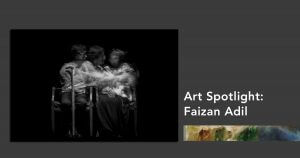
[59,44,90,138]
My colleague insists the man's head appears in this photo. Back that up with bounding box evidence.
[87,45,106,66]
[71,44,87,60]
[109,49,126,68]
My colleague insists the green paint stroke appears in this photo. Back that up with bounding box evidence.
[215,127,226,141]
[237,127,258,141]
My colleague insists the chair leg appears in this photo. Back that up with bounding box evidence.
[51,105,55,134]
[51,87,56,134]
[89,107,93,137]
[134,108,138,136]
[88,87,93,137]
[71,70,76,137]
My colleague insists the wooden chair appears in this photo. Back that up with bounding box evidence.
[51,86,95,137]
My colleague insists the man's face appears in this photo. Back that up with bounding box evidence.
[109,54,120,67]
[75,51,86,60]
[95,54,106,66]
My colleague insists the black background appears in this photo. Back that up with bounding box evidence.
[10,29,178,141]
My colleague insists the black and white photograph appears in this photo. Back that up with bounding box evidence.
[10,29,178,142]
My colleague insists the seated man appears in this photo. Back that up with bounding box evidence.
[59,44,90,137]
[96,49,138,140]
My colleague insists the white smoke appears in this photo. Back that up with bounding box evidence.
[77,69,136,89]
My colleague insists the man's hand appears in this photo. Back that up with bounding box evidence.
[102,87,116,98]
